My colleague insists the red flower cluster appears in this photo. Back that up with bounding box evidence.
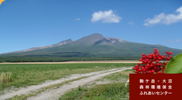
[133,48,173,74]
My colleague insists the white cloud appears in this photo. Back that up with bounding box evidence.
[176,39,181,42]
[91,10,122,23]
[75,18,80,21]
[144,6,182,26]
[128,21,134,25]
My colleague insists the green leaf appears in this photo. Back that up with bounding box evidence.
[165,53,182,73]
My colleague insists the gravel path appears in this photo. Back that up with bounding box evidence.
[0,67,132,100]
[27,67,132,100]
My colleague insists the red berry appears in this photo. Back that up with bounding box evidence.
[133,49,171,74]
[162,71,165,74]
[157,71,161,74]
[163,61,167,65]
[166,57,170,60]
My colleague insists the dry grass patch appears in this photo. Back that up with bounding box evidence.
[118,71,135,76]
[0,72,12,84]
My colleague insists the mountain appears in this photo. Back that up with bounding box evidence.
[2,39,73,54]
[0,33,182,62]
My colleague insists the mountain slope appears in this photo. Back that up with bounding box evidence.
[0,33,182,62]
[2,39,73,54]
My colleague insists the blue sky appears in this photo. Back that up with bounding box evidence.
[0,0,182,54]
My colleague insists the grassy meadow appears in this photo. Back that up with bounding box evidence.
[0,63,136,93]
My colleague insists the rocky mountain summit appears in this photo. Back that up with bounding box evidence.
[1,33,182,62]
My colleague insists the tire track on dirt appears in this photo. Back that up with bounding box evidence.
[27,67,132,100]
[0,67,131,100]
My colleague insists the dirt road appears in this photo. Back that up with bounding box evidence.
[0,67,132,100]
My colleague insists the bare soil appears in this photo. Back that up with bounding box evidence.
[27,67,132,100]
[0,67,132,100]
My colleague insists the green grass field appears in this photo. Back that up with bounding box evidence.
[0,63,136,93]
[59,69,134,100]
